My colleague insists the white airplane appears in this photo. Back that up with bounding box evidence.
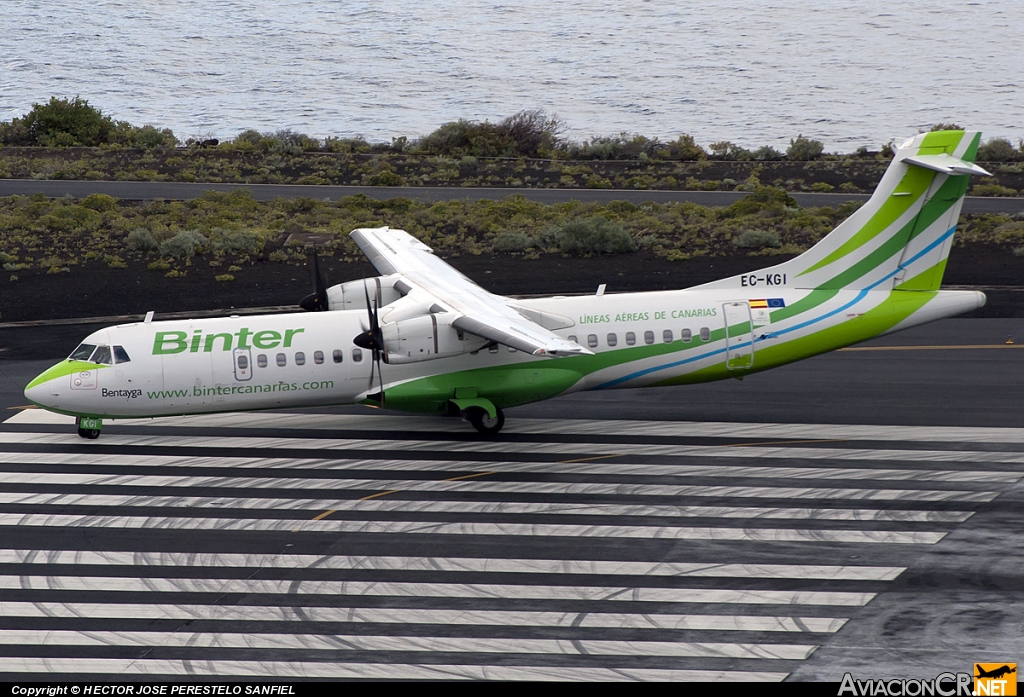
[25,129,991,438]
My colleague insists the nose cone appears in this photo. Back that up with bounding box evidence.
[24,361,73,410]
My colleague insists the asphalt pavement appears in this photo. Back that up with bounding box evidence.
[2,178,1023,214]
[0,318,1021,680]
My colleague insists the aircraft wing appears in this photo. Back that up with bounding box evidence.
[350,227,591,357]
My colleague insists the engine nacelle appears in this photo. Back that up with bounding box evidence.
[326,275,405,312]
[382,314,489,364]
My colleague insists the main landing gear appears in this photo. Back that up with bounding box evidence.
[465,406,505,435]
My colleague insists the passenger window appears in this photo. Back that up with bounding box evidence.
[333,349,343,364]
[663,329,673,343]
[90,345,113,365]
[587,334,598,348]
[681,328,692,343]
[607,333,617,347]
[113,346,131,364]
[700,327,710,341]
[295,352,305,366]
[644,330,655,345]
[276,353,286,367]
[237,354,249,370]
[257,354,268,368]
[69,344,97,361]
[352,348,363,363]
[625,332,636,346]
[488,344,499,353]
[508,346,516,352]
[314,351,324,364]
[568,335,577,343]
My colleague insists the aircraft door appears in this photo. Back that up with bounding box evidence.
[233,348,253,381]
[723,301,754,370]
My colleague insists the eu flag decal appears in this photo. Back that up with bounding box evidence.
[750,298,786,309]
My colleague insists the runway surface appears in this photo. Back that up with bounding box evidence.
[2,178,1023,215]
[0,318,1022,681]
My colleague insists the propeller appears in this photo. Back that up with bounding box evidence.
[352,280,386,405]
[299,252,328,311]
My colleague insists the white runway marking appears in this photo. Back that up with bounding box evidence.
[0,603,849,632]
[0,493,974,523]
[0,449,1018,481]
[0,413,1009,680]
[0,630,819,659]
[4,430,1024,470]
[0,551,906,580]
[0,471,999,502]
[11,410,1024,445]
[0,576,878,606]
[0,657,789,681]
[0,515,949,543]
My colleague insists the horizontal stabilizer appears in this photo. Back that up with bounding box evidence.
[903,153,991,177]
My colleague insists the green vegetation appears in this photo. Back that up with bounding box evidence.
[0,97,177,148]
[2,190,1022,292]
[1,103,1022,195]
[786,135,824,161]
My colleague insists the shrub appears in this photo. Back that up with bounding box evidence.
[668,134,706,160]
[787,135,824,160]
[2,96,116,146]
[709,141,753,160]
[127,124,178,149]
[733,229,782,249]
[491,230,535,253]
[211,228,263,256]
[158,230,208,259]
[126,228,158,251]
[417,110,563,158]
[417,119,516,158]
[971,183,1018,197]
[977,138,1018,162]
[750,145,785,161]
[550,217,637,255]
[215,274,235,282]
[81,193,118,212]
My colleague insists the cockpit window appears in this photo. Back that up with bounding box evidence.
[113,346,131,364]
[90,345,113,365]
[69,344,97,361]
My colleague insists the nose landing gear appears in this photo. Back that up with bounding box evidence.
[76,416,102,440]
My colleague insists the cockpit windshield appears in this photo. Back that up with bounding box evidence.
[69,344,97,361]
[113,346,131,364]
[90,345,113,365]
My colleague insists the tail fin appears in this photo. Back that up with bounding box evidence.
[696,130,989,292]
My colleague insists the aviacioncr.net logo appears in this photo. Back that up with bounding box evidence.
[839,672,973,696]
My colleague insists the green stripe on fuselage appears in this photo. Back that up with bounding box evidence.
[652,288,936,387]
[25,360,108,390]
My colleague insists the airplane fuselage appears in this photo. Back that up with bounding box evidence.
[25,284,984,421]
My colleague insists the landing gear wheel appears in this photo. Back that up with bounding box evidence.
[77,427,100,440]
[467,407,504,435]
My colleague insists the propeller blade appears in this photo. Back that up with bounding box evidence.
[299,252,328,311]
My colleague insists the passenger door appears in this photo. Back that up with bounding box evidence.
[723,301,754,370]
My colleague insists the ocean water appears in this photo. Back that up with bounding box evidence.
[1,0,1021,150]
